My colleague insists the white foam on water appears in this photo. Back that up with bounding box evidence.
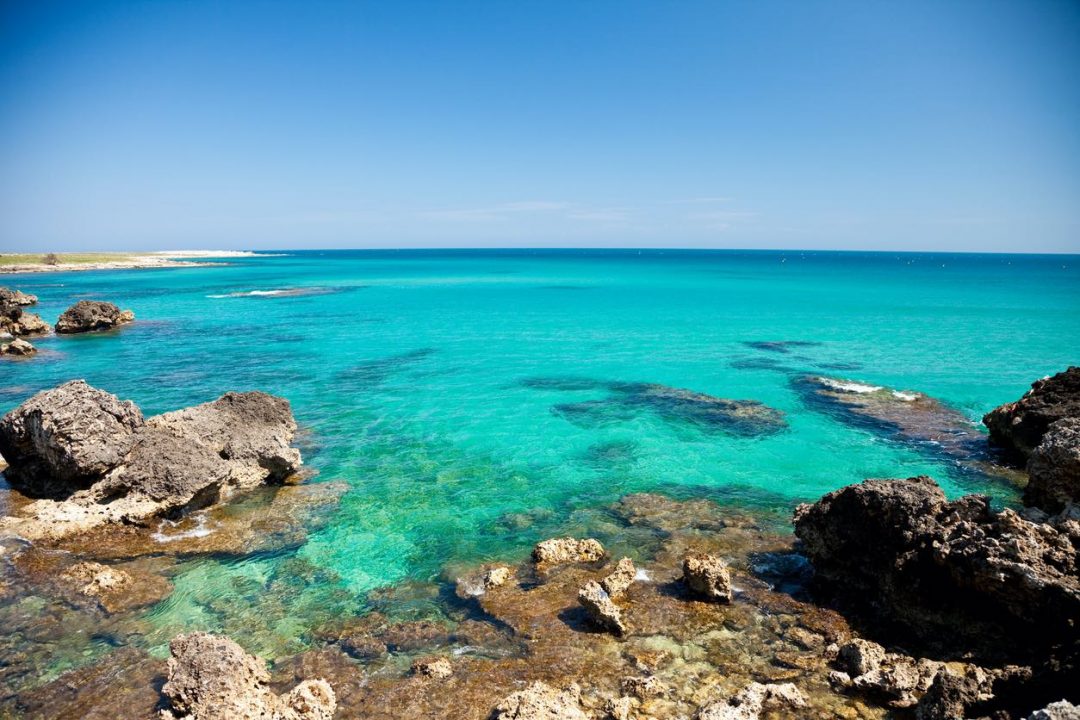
[634,568,651,582]
[892,391,919,401]
[152,514,212,543]
[817,377,883,394]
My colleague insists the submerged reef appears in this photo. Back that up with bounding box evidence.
[527,377,787,437]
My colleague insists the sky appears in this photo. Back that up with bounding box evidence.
[1,0,1078,253]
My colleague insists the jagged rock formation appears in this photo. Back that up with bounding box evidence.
[532,537,605,567]
[0,288,38,307]
[54,300,134,334]
[695,682,807,720]
[0,338,35,356]
[793,476,1080,653]
[492,682,589,720]
[160,632,335,720]
[1027,418,1080,512]
[682,552,733,602]
[984,367,1080,463]
[0,380,301,540]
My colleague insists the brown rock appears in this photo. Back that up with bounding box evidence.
[411,656,453,679]
[54,300,135,334]
[696,681,807,719]
[0,338,35,356]
[492,681,589,720]
[1026,417,1080,512]
[533,537,605,566]
[984,367,1080,463]
[160,632,335,720]
[682,553,733,602]
[601,557,637,599]
[579,579,627,635]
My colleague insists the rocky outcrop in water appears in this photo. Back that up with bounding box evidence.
[0,380,301,540]
[0,290,48,337]
[532,537,605,567]
[984,367,1080,463]
[160,632,336,720]
[0,288,38,307]
[0,338,35,356]
[54,300,134,333]
[682,552,733,602]
[493,682,589,720]
[695,682,807,720]
[793,476,1080,653]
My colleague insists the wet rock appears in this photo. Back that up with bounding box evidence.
[533,537,605,567]
[0,338,35,356]
[579,579,627,635]
[13,646,165,720]
[793,476,1080,655]
[682,553,733,602]
[54,300,134,334]
[0,288,38,307]
[838,639,887,677]
[0,380,144,492]
[621,674,665,699]
[914,667,994,720]
[0,384,302,541]
[340,635,387,661]
[604,696,636,720]
[984,367,1080,463]
[602,557,637,599]
[1026,701,1080,719]
[696,681,807,720]
[836,639,945,708]
[0,292,48,337]
[492,681,589,720]
[1026,417,1080,512]
[160,632,336,720]
[411,656,453,679]
[485,565,513,588]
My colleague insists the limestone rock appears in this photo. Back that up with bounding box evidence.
[0,382,302,541]
[793,476,1080,652]
[532,537,605,566]
[55,300,135,333]
[0,380,144,491]
[601,557,637,599]
[160,632,336,720]
[0,338,35,356]
[1026,417,1080,512]
[485,565,512,588]
[914,667,994,720]
[984,367,1080,462]
[492,681,589,720]
[579,579,627,635]
[696,682,807,720]
[0,287,38,306]
[682,553,733,602]
[1026,701,1080,720]
[411,656,452,679]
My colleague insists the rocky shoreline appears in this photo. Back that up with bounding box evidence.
[0,369,1077,718]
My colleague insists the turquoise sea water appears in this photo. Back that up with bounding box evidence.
[2,249,1079,666]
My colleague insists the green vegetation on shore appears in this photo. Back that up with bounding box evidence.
[0,253,140,265]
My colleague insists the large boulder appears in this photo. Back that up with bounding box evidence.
[0,338,35,356]
[793,476,1080,654]
[492,681,589,720]
[984,367,1080,463]
[54,300,135,334]
[0,382,302,540]
[160,632,335,720]
[1026,418,1080,513]
[0,380,144,493]
[0,291,49,336]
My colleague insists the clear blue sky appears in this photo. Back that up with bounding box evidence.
[1,0,1078,252]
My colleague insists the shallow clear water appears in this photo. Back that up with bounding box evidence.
[2,249,1079,664]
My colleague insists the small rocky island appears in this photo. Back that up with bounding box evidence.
[1,287,137,357]
[0,368,1077,719]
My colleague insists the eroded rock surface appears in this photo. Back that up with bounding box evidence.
[0,338,35,356]
[1026,417,1080,512]
[492,682,589,720]
[161,632,336,720]
[793,476,1080,654]
[682,553,733,602]
[0,288,38,307]
[54,300,135,333]
[0,290,48,337]
[984,367,1080,462]
[0,381,302,540]
[533,537,605,567]
[695,682,807,720]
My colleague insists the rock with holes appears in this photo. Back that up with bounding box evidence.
[682,552,733,602]
[54,300,135,334]
[532,537,605,567]
[492,681,589,720]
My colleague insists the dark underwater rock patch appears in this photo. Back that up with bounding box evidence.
[983,366,1080,464]
[337,348,438,388]
[793,375,1019,484]
[527,377,787,437]
[742,340,822,354]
